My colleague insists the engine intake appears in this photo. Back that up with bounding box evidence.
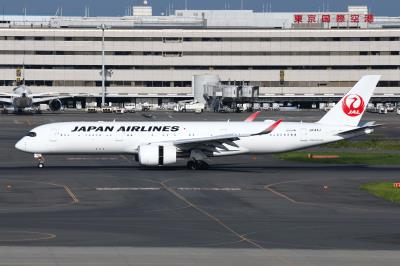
[49,99,62,111]
[138,144,177,166]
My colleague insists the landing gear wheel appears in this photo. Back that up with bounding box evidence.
[186,160,209,170]
[34,154,45,169]
[197,161,209,170]
[187,160,197,170]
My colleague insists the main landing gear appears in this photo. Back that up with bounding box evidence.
[186,149,209,170]
[186,160,209,170]
[34,153,45,168]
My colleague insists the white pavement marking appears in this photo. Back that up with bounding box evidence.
[95,187,242,192]
[96,187,161,191]
[177,187,242,191]
[67,157,119,161]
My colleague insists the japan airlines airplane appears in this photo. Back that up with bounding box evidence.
[0,85,65,113]
[15,75,381,169]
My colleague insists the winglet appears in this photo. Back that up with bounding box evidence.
[245,111,261,122]
[264,119,282,134]
[252,119,282,136]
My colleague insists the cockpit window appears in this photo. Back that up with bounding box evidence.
[27,132,37,137]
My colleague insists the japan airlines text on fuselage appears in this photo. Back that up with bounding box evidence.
[15,75,381,169]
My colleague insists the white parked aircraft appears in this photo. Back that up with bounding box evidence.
[0,85,65,113]
[16,75,381,169]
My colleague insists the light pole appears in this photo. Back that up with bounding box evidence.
[98,24,111,107]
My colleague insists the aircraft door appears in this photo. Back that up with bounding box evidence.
[115,131,124,142]
[300,128,308,142]
[49,128,58,142]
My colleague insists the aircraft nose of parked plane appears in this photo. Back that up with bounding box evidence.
[15,138,26,152]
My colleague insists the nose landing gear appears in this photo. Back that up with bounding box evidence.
[34,154,45,168]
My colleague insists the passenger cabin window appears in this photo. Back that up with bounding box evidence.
[27,132,37,137]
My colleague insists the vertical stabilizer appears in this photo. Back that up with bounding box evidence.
[317,75,380,127]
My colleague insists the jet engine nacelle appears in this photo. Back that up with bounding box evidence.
[138,144,177,166]
[49,99,62,112]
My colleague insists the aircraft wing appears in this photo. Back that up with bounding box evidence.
[30,92,62,97]
[169,119,282,154]
[174,134,241,146]
[174,119,282,146]
[0,97,13,104]
[32,95,71,104]
[0,93,18,97]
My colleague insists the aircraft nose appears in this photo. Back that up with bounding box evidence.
[15,138,26,152]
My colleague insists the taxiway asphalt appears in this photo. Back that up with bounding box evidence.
[0,111,399,265]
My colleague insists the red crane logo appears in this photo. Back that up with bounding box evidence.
[342,94,365,117]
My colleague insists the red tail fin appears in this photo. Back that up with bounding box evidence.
[244,111,261,122]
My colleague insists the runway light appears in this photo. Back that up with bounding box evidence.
[5,184,12,192]
[252,156,257,160]
[323,185,329,191]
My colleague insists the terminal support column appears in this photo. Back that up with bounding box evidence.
[98,24,110,107]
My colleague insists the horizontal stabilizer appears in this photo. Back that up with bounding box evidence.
[337,122,382,136]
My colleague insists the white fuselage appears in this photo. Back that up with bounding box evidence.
[14,75,381,168]
[12,86,34,109]
[15,121,349,156]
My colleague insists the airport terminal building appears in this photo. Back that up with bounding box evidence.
[0,4,400,107]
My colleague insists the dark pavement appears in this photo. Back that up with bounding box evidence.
[0,111,399,250]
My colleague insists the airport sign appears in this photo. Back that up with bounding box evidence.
[294,13,374,24]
